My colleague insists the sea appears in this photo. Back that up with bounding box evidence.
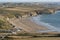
[31,11,60,32]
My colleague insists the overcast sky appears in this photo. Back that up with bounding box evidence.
[0,0,60,2]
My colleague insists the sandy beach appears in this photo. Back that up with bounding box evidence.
[7,17,59,34]
[8,18,47,33]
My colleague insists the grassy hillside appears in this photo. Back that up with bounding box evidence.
[0,19,12,30]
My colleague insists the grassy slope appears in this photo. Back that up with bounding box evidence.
[0,18,12,30]
[0,7,34,30]
[4,37,60,40]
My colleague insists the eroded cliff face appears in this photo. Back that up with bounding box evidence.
[19,9,55,18]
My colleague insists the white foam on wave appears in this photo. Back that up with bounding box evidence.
[30,15,60,32]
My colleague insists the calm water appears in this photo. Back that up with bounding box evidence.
[31,11,60,32]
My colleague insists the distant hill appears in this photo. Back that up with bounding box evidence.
[0,2,60,8]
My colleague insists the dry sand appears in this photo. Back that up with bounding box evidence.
[8,17,60,34]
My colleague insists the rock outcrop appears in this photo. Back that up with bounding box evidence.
[19,9,55,18]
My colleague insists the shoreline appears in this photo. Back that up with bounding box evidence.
[8,16,60,34]
[30,15,59,32]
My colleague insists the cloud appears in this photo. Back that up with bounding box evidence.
[0,0,60,2]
